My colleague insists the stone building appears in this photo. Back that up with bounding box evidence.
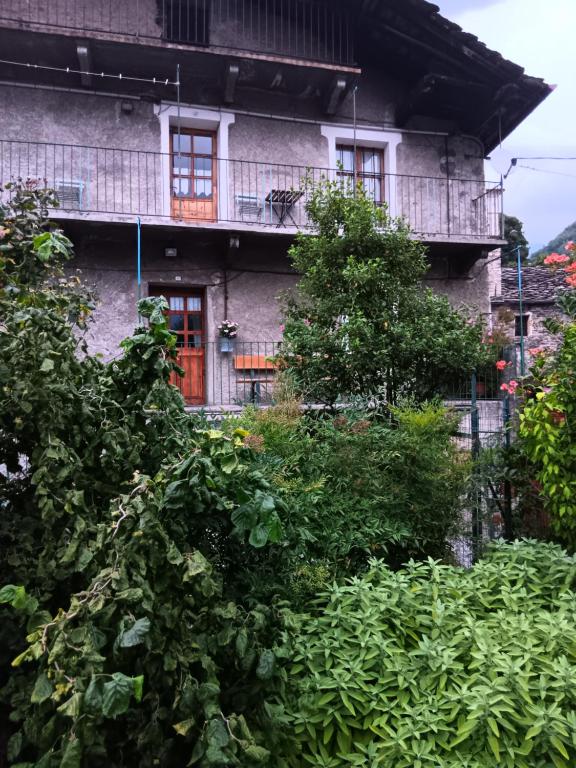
[0,0,550,405]
[491,266,568,358]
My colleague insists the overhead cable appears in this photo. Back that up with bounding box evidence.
[0,58,178,87]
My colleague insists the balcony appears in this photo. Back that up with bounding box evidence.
[0,0,355,68]
[0,140,503,243]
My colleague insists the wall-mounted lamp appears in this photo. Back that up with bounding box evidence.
[121,101,134,115]
[165,247,178,258]
[229,236,240,250]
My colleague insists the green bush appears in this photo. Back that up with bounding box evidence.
[227,402,469,600]
[278,540,576,768]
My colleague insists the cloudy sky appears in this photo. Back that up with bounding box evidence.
[435,0,576,252]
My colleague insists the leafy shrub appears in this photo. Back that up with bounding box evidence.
[227,401,468,600]
[519,294,576,545]
[279,540,576,768]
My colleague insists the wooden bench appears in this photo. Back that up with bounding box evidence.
[234,354,277,403]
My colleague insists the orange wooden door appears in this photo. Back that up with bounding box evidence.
[155,290,205,405]
[171,129,217,222]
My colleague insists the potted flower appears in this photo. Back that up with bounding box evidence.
[218,320,238,352]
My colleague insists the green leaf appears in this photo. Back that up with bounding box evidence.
[31,672,53,704]
[102,673,134,718]
[39,358,55,373]
[256,649,275,680]
[249,524,269,549]
[57,693,83,719]
[118,617,151,648]
[84,677,103,713]
[173,718,196,737]
[133,675,144,703]
[59,738,82,768]
[243,745,271,762]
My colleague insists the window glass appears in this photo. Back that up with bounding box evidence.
[187,296,202,311]
[195,179,212,199]
[188,335,203,348]
[361,150,381,174]
[362,177,382,203]
[175,335,185,348]
[169,297,185,311]
[194,135,213,155]
[337,146,354,173]
[173,155,191,174]
[188,315,202,331]
[173,178,191,197]
[194,157,212,177]
[172,134,192,153]
[515,315,530,337]
[169,314,185,332]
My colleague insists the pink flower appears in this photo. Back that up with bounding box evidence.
[544,253,570,267]
[528,347,546,356]
[565,241,575,252]
[279,324,285,333]
[501,380,519,395]
[566,274,576,288]
[303,319,311,326]
[565,261,576,273]
[495,360,508,371]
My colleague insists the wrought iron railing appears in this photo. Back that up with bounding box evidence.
[0,0,355,66]
[0,139,504,240]
[170,340,282,407]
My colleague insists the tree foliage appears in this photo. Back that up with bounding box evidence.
[0,183,284,766]
[501,214,529,267]
[280,179,485,405]
[279,540,576,768]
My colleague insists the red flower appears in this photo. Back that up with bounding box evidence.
[544,253,570,266]
[495,360,508,371]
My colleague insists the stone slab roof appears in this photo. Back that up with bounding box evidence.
[492,266,568,305]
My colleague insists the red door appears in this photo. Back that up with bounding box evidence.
[152,289,205,405]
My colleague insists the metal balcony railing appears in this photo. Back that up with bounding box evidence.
[0,0,355,67]
[168,340,282,407]
[0,140,504,240]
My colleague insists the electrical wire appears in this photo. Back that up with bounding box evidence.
[516,164,576,180]
[0,58,178,87]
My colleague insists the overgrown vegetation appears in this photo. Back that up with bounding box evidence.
[280,540,576,768]
[280,179,485,405]
[226,400,469,600]
[0,183,284,766]
[2,183,573,768]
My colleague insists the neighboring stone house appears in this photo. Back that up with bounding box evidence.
[0,0,550,405]
[491,266,568,357]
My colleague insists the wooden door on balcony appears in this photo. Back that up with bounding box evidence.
[171,129,217,222]
[152,288,206,405]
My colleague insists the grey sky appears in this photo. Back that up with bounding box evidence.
[434,0,576,252]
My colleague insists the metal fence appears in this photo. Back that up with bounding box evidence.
[0,0,355,66]
[0,140,504,240]
[173,340,281,408]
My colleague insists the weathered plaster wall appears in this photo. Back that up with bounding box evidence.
[0,86,160,148]
[69,236,295,357]
[2,0,161,39]
[426,248,501,319]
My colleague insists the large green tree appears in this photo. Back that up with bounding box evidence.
[281,179,484,405]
